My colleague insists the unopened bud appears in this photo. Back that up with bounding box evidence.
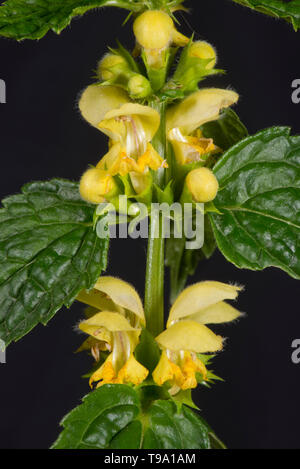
[186,167,219,203]
[134,10,188,51]
[98,53,128,81]
[80,168,118,204]
[128,74,152,98]
[133,10,174,50]
[189,41,217,69]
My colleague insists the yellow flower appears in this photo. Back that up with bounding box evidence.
[166,89,239,164]
[153,281,242,393]
[77,276,148,388]
[79,85,166,176]
[133,10,189,68]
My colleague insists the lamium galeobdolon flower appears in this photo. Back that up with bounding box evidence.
[77,276,148,387]
[79,84,167,203]
[167,88,239,165]
[153,281,242,394]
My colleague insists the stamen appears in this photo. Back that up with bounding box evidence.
[117,116,147,158]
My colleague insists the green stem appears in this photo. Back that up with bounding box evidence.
[144,211,165,337]
[150,100,166,188]
[143,99,168,336]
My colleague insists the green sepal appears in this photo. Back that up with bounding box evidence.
[172,39,223,94]
[153,181,174,204]
[142,48,175,92]
[171,389,200,411]
[109,40,142,75]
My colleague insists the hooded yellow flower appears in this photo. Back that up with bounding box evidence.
[153,281,242,394]
[77,276,148,388]
[166,89,239,165]
[79,84,166,176]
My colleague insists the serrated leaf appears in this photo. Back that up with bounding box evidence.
[0,179,109,345]
[232,0,300,31]
[52,384,221,449]
[210,127,300,279]
[0,0,142,40]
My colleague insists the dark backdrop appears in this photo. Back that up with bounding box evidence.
[0,0,299,449]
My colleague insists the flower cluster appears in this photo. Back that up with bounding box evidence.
[77,277,242,393]
[78,9,239,209]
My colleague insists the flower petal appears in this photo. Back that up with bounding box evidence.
[79,84,129,128]
[168,128,217,165]
[79,311,137,336]
[166,88,239,135]
[156,320,223,353]
[94,276,145,323]
[116,354,149,385]
[152,350,183,387]
[187,301,242,325]
[77,289,116,312]
[102,103,160,142]
[168,281,241,326]
[90,354,116,388]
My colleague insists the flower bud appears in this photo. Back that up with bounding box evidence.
[188,41,217,69]
[128,74,152,99]
[80,168,118,204]
[133,10,174,50]
[98,53,128,81]
[185,168,219,203]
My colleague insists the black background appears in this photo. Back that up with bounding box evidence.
[0,0,299,449]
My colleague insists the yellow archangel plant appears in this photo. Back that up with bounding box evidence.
[0,0,298,452]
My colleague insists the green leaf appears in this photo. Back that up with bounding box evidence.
[52,384,221,449]
[201,108,249,152]
[231,0,300,31]
[0,0,143,40]
[0,179,109,345]
[210,127,300,279]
